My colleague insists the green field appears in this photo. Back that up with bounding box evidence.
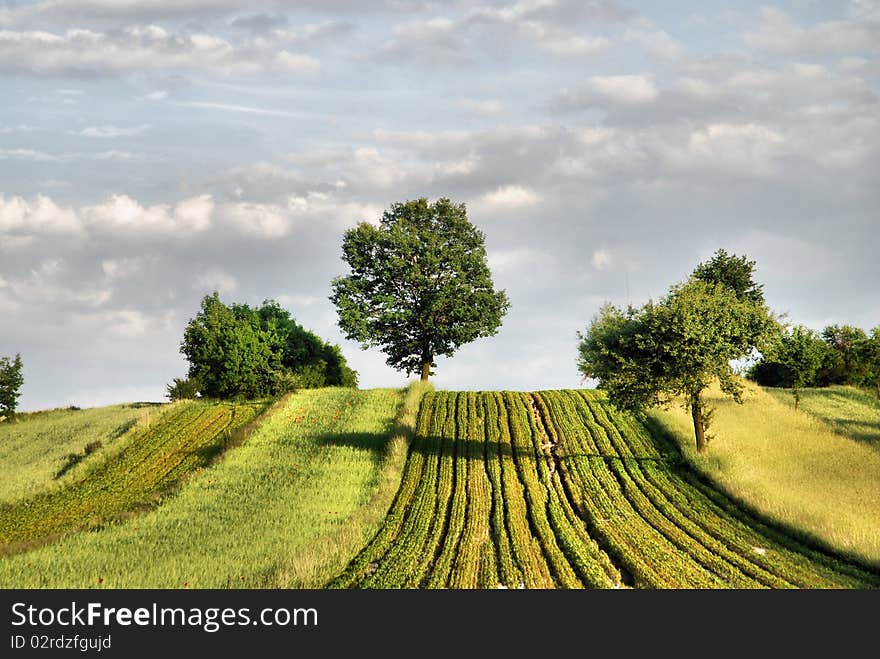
[0,403,158,504]
[1,385,876,589]
[765,385,880,449]
[650,381,880,566]
[0,387,412,588]
[334,390,879,588]
[0,399,266,552]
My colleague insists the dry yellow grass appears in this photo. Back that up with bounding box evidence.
[649,379,880,567]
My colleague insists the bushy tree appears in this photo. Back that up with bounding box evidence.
[181,293,279,399]
[0,353,24,421]
[578,252,776,452]
[166,376,201,401]
[773,326,826,408]
[816,325,868,386]
[692,248,765,304]
[330,197,509,381]
[180,293,357,399]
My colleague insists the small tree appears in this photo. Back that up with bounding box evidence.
[775,326,825,409]
[817,325,868,385]
[578,252,776,453]
[166,376,201,401]
[857,327,880,400]
[330,197,509,381]
[0,353,24,421]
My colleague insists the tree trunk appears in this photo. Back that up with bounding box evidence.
[420,361,431,382]
[691,393,707,454]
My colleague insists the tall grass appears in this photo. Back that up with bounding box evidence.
[649,380,880,567]
[277,380,431,587]
[0,387,412,588]
[0,404,159,504]
[765,385,880,449]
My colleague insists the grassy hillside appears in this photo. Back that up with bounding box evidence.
[0,386,419,588]
[335,390,877,589]
[0,404,157,504]
[764,385,880,449]
[0,399,266,552]
[649,381,880,567]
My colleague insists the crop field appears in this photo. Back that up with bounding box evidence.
[0,403,158,505]
[0,399,266,553]
[334,390,880,588]
[765,385,880,449]
[0,387,410,588]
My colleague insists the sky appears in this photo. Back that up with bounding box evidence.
[1,0,878,411]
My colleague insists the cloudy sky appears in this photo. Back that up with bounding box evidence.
[1,0,878,410]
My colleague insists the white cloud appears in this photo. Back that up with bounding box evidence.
[488,247,550,274]
[82,194,214,234]
[591,249,612,271]
[220,202,289,238]
[145,89,168,101]
[590,74,658,105]
[0,25,321,76]
[458,98,504,116]
[78,124,149,138]
[194,269,237,294]
[745,7,879,55]
[275,50,320,73]
[479,185,541,209]
[0,194,81,234]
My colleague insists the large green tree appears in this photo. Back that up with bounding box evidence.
[578,252,776,452]
[330,197,509,381]
[0,353,24,421]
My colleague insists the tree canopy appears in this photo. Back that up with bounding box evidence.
[578,250,776,452]
[180,293,357,399]
[330,197,509,381]
[0,353,24,421]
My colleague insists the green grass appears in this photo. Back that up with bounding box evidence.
[0,403,160,505]
[0,387,413,588]
[0,399,265,552]
[765,385,880,449]
[649,380,880,567]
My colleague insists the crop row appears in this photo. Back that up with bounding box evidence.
[334,390,879,589]
[0,400,265,549]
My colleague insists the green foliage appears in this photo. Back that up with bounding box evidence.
[750,323,878,394]
[165,376,201,401]
[0,353,24,421]
[857,327,880,398]
[691,248,765,305]
[330,197,509,380]
[750,326,826,406]
[578,251,777,451]
[817,325,868,386]
[180,293,357,399]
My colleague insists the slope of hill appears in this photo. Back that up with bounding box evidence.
[0,403,156,504]
[0,386,416,588]
[764,385,880,449]
[0,399,268,553]
[649,381,880,567]
[334,390,878,588]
